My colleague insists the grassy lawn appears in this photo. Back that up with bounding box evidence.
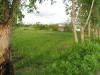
[11,27,73,75]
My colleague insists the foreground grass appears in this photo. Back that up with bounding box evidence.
[12,27,100,75]
[11,27,73,75]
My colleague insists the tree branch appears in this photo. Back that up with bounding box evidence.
[10,0,20,20]
[84,0,95,28]
[0,0,10,24]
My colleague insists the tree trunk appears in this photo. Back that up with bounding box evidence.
[88,21,91,43]
[72,26,78,43]
[72,0,78,43]
[0,25,10,64]
[97,28,99,38]
[0,24,9,75]
[3,60,15,75]
[84,0,95,28]
[92,28,96,42]
[0,0,20,75]
[99,28,100,38]
[80,24,84,43]
[95,29,98,39]
[0,24,14,75]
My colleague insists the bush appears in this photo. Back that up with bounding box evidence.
[33,24,46,30]
[49,25,58,31]
[45,43,100,75]
[33,24,59,31]
[64,24,72,32]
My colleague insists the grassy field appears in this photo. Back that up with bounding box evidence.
[11,27,74,75]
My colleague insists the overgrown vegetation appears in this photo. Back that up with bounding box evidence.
[45,43,100,75]
[12,27,100,75]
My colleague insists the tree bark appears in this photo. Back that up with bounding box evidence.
[95,29,98,39]
[99,28,100,38]
[0,23,15,75]
[0,24,10,64]
[0,23,10,74]
[97,28,99,38]
[88,21,91,43]
[71,0,78,43]
[0,0,19,74]
[80,24,84,43]
[92,28,96,42]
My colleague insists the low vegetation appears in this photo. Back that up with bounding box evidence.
[16,23,72,32]
[12,26,100,75]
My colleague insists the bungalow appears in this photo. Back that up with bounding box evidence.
[58,24,65,32]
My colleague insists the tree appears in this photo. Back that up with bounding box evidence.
[77,0,97,43]
[92,0,100,40]
[71,0,79,43]
[0,0,53,74]
[65,0,79,43]
[0,0,19,74]
[80,0,100,43]
[78,2,85,43]
[84,0,95,28]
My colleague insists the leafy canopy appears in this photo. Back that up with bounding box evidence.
[0,0,55,24]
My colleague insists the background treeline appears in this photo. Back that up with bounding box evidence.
[15,23,72,32]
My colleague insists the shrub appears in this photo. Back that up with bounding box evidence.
[33,24,46,30]
[45,43,100,75]
[49,25,58,31]
[33,24,59,31]
[64,24,72,32]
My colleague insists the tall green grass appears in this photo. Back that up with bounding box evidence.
[45,43,100,75]
[11,27,73,75]
[11,27,100,75]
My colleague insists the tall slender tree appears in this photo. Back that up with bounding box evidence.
[77,0,97,43]
[71,0,78,43]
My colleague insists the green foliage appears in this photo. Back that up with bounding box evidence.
[33,24,59,31]
[0,0,5,22]
[14,24,73,32]
[12,27,73,75]
[78,0,100,27]
[64,23,72,32]
[12,27,100,75]
[33,24,49,30]
[45,43,100,75]
[0,0,43,24]
[33,24,72,32]
[92,0,100,27]
[49,25,58,31]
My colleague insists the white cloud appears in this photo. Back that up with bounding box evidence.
[22,0,70,24]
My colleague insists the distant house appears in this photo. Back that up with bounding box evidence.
[76,28,80,32]
[58,24,65,32]
[76,25,80,32]
[58,23,80,32]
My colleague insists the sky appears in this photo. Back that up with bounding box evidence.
[22,0,70,24]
